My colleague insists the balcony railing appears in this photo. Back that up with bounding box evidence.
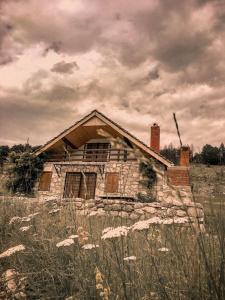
[47,148,136,162]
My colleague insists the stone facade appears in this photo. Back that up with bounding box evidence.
[37,159,194,205]
[37,160,152,201]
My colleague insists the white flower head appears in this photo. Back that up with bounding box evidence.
[158,247,170,252]
[123,256,136,261]
[68,235,79,239]
[9,216,21,225]
[82,244,99,250]
[101,226,129,240]
[0,245,25,259]
[56,238,74,248]
[102,227,114,235]
[20,225,32,232]
[49,208,61,215]
[21,217,31,222]
[28,212,40,218]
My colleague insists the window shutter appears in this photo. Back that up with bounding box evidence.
[39,171,52,191]
[105,173,119,193]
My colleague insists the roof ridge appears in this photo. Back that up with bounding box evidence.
[35,109,173,166]
[94,110,173,165]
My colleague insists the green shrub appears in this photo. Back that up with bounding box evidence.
[137,160,156,202]
[5,151,45,195]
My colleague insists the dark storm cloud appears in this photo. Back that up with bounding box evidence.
[51,61,79,74]
[0,0,225,148]
[0,18,15,65]
[1,0,225,82]
[0,84,79,145]
[41,84,77,101]
[147,66,160,81]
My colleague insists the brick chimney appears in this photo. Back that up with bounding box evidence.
[150,123,160,153]
[180,146,190,166]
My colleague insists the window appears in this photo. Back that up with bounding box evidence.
[83,143,110,162]
[63,172,97,199]
[105,172,119,193]
[39,171,52,191]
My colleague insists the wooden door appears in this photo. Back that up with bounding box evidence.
[105,172,119,193]
[79,173,97,199]
[63,172,96,199]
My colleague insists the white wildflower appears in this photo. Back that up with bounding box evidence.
[123,256,136,261]
[56,238,74,248]
[49,208,61,215]
[158,247,169,252]
[28,212,40,218]
[131,218,161,231]
[21,217,31,222]
[68,235,79,239]
[131,220,151,231]
[20,225,32,232]
[132,217,189,231]
[102,227,114,235]
[82,244,99,250]
[9,216,21,225]
[101,226,129,240]
[0,245,25,259]
[2,269,19,293]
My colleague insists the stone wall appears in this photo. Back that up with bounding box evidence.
[37,161,151,201]
[59,198,204,224]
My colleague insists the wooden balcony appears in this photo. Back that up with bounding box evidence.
[47,148,136,162]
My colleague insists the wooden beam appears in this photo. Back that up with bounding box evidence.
[62,137,77,149]
[123,137,133,148]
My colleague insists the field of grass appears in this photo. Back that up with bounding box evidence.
[0,196,224,300]
[190,164,225,218]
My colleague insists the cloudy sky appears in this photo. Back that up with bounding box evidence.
[0,0,225,151]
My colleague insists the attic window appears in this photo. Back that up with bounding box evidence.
[83,143,110,162]
[38,171,52,191]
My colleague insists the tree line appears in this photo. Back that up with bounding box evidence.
[160,143,225,165]
[0,142,225,167]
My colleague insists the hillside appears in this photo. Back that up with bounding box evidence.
[190,164,225,214]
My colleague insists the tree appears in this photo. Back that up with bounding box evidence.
[218,143,225,165]
[6,151,45,195]
[10,143,32,153]
[160,143,179,165]
[201,144,220,165]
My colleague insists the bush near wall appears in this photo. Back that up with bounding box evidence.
[5,151,45,195]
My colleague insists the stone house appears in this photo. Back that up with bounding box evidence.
[35,110,192,202]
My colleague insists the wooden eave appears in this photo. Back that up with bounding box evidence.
[34,110,173,167]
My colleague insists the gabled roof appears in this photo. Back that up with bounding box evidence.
[35,110,173,167]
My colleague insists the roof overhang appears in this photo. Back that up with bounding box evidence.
[35,110,173,168]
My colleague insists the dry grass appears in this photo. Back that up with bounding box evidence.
[0,197,224,300]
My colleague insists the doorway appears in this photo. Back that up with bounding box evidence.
[63,172,97,199]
